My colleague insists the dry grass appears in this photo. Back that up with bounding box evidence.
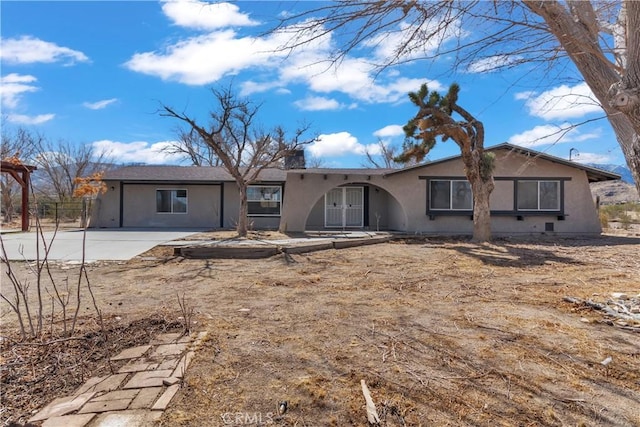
[2,235,639,426]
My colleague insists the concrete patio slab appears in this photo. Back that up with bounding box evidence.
[0,229,204,261]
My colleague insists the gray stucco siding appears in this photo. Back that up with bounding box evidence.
[120,184,221,228]
[281,148,603,235]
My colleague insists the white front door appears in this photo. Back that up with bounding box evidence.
[324,187,364,228]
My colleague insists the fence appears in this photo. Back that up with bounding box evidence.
[30,200,87,229]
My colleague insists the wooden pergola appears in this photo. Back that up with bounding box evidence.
[1,160,37,231]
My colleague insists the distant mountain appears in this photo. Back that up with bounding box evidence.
[591,180,639,204]
[588,163,634,184]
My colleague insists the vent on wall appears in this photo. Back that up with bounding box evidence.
[545,222,554,232]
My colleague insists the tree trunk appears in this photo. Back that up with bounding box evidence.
[237,183,248,237]
[524,0,640,194]
[462,149,495,242]
[471,179,493,242]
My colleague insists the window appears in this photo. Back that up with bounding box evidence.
[247,185,281,216]
[156,189,187,213]
[430,180,472,210]
[517,180,560,211]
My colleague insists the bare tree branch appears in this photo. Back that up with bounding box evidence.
[272,0,640,192]
[161,86,315,237]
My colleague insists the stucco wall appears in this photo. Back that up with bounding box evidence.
[281,175,407,232]
[90,180,121,228]
[281,149,602,235]
[123,184,221,228]
[93,148,603,235]
[92,183,221,228]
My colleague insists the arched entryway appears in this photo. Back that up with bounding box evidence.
[304,183,406,231]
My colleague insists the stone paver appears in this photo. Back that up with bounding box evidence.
[88,409,162,427]
[90,389,140,402]
[129,387,162,409]
[79,399,132,414]
[172,351,195,378]
[29,392,96,422]
[30,331,206,426]
[151,384,180,411]
[150,342,188,357]
[162,377,180,386]
[157,357,179,370]
[124,369,174,388]
[150,332,190,345]
[74,374,128,395]
[110,345,151,361]
[41,413,96,427]
[118,361,158,373]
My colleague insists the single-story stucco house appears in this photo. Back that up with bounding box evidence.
[91,143,620,236]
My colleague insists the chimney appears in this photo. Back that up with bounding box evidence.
[284,150,306,169]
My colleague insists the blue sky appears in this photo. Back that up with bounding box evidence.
[0,0,626,168]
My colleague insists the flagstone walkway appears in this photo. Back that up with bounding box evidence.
[28,331,207,426]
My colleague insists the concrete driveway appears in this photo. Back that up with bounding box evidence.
[0,229,204,262]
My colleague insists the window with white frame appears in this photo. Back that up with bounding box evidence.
[430,180,472,210]
[156,189,187,214]
[247,185,282,216]
[517,180,560,211]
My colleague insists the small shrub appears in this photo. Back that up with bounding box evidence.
[619,212,632,230]
[599,211,609,229]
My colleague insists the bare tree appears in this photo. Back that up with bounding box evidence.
[306,155,327,168]
[398,83,494,242]
[161,86,315,237]
[1,126,40,222]
[275,1,640,194]
[363,139,404,169]
[162,127,222,166]
[33,139,110,202]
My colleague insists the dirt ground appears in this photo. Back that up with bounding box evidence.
[2,233,640,426]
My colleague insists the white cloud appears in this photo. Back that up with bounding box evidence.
[364,20,467,64]
[240,80,285,96]
[83,98,118,110]
[125,30,288,85]
[508,124,601,147]
[0,36,88,65]
[515,83,602,120]
[467,55,522,73]
[373,125,404,138]
[294,96,344,111]
[7,113,55,125]
[279,54,442,104]
[91,140,185,165]
[161,0,258,30]
[124,16,442,105]
[308,132,379,157]
[571,152,613,164]
[0,73,38,108]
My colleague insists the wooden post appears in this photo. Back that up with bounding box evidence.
[21,169,29,231]
[1,161,36,232]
